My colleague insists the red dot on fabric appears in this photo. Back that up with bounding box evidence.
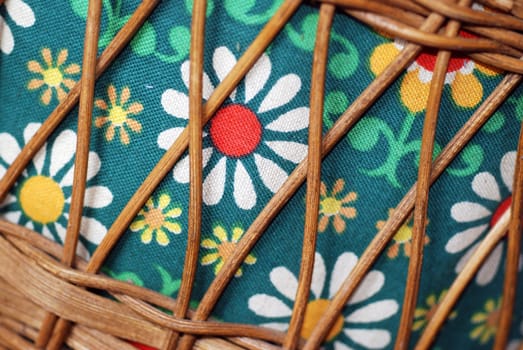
[129,341,157,350]
[210,104,262,158]
[490,196,512,228]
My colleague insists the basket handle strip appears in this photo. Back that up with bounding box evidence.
[325,0,521,57]
[493,122,523,349]
[414,0,523,30]
[165,0,207,348]
[2,232,287,345]
[0,236,168,347]
[396,2,469,347]
[346,10,523,71]
[374,0,523,53]
[0,0,161,204]
[284,4,334,350]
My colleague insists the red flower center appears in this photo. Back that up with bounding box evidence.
[210,104,262,158]
[130,341,156,350]
[490,196,512,228]
[416,31,475,73]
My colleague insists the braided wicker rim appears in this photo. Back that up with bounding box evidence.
[0,0,522,349]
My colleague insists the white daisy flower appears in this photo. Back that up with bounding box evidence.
[158,46,309,210]
[248,252,399,349]
[445,151,516,286]
[0,123,113,259]
[1,0,35,54]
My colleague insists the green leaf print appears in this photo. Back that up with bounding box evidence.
[508,95,523,122]
[446,144,484,177]
[323,91,350,129]
[71,0,190,64]
[225,0,284,25]
[329,32,359,80]
[286,13,359,79]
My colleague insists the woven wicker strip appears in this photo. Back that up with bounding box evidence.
[0,0,522,349]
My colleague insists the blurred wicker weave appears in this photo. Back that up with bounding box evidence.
[1,0,523,349]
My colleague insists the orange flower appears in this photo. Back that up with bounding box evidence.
[369,32,500,113]
[470,298,501,344]
[27,48,80,105]
[94,85,143,145]
[318,179,357,234]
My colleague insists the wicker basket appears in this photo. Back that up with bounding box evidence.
[1,0,523,349]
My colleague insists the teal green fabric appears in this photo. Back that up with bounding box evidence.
[1,1,523,349]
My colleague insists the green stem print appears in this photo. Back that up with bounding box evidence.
[71,0,130,48]
[347,113,422,188]
[285,13,359,79]
[155,265,181,297]
[71,0,190,64]
[345,111,483,187]
[225,0,284,25]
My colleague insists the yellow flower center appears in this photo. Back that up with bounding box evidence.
[320,197,342,216]
[393,223,413,243]
[108,106,128,125]
[217,241,236,261]
[143,207,166,230]
[19,176,65,224]
[301,299,344,341]
[42,67,63,87]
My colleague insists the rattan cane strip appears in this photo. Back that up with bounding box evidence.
[38,1,103,348]
[494,122,523,348]
[285,4,334,349]
[396,3,470,346]
[167,1,208,348]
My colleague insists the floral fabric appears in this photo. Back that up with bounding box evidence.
[1,1,523,349]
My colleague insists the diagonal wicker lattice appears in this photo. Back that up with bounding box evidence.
[0,0,522,349]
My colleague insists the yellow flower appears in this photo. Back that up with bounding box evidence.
[470,297,501,344]
[376,208,430,259]
[130,193,182,246]
[318,179,357,234]
[413,290,457,332]
[27,48,80,105]
[94,84,143,145]
[201,224,256,277]
[369,32,500,113]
